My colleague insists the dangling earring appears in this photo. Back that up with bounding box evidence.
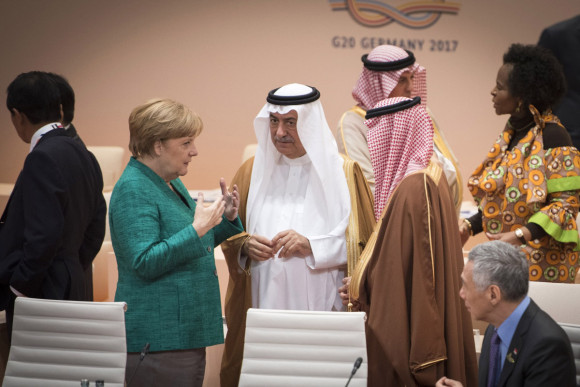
[515,101,522,113]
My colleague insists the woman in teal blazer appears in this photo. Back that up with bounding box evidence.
[109,98,242,386]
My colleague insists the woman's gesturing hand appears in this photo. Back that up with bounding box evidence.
[193,193,225,238]
[220,178,240,221]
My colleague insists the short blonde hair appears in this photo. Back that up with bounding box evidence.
[128,98,203,157]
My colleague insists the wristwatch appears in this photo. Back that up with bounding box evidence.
[514,228,527,245]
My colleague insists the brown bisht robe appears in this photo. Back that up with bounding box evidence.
[357,162,478,386]
[219,156,375,387]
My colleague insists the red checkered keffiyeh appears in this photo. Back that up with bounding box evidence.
[352,45,427,111]
[366,97,434,220]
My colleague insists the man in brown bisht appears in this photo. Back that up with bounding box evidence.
[220,84,375,387]
[341,96,478,386]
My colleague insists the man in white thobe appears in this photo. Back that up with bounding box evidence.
[220,83,353,386]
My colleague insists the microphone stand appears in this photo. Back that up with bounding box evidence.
[345,357,363,387]
[127,342,150,387]
[345,373,355,387]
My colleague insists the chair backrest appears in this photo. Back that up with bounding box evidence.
[87,146,125,192]
[93,192,116,302]
[241,144,257,163]
[239,308,367,387]
[103,191,112,242]
[92,241,118,302]
[528,282,580,324]
[3,298,127,387]
[559,323,580,386]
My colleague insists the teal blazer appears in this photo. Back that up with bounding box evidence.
[109,157,243,352]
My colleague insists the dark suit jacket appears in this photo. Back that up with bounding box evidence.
[478,299,576,387]
[538,15,580,148]
[0,128,106,310]
[64,123,85,146]
[63,124,93,300]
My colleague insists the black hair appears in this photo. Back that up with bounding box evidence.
[6,71,62,124]
[48,73,75,125]
[503,43,566,113]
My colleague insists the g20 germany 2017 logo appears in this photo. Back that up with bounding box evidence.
[329,0,461,29]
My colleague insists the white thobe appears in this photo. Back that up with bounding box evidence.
[245,154,346,311]
[433,146,458,194]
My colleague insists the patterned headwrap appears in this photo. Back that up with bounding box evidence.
[352,45,427,111]
[365,96,434,220]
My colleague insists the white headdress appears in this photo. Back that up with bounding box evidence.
[247,83,351,242]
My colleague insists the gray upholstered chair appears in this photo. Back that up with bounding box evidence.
[86,146,125,192]
[560,323,580,387]
[528,281,580,386]
[527,282,580,325]
[239,308,367,387]
[3,297,127,387]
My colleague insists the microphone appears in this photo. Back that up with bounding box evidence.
[140,342,150,360]
[127,342,150,387]
[345,357,363,387]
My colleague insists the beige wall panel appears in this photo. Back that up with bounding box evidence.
[1,1,579,197]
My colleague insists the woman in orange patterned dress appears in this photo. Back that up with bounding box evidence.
[460,44,580,283]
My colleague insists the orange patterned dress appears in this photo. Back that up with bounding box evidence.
[468,110,580,283]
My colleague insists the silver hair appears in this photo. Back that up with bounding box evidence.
[468,241,529,302]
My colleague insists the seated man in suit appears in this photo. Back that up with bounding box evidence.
[437,240,576,387]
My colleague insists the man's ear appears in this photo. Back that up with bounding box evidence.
[59,104,64,122]
[488,284,502,306]
[10,108,26,124]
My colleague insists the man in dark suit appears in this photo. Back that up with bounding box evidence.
[538,15,580,149]
[47,72,96,300]
[436,240,576,387]
[0,71,106,336]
